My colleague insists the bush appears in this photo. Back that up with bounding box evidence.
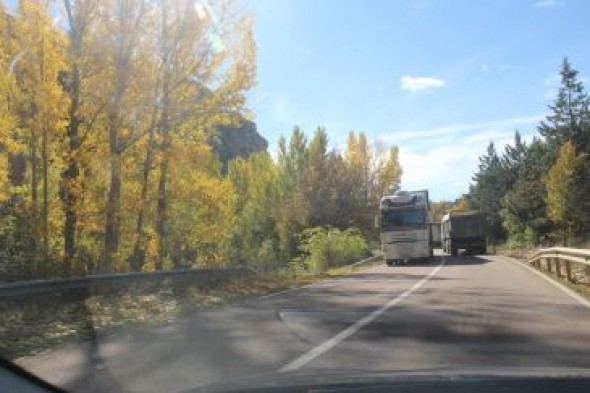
[255,238,282,272]
[505,226,537,250]
[294,227,369,274]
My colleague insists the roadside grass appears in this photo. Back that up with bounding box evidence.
[500,247,590,302]
[324,254,384,276]
[493,244,536,260]
[0,253,382,360]
[561,277,590,299]
[523,261,590,301]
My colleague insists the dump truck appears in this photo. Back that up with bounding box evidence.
[430,222,441,248]
[441,210,486,255]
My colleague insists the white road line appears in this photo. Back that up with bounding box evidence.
[507,256,590,310]
[279,258,446,372]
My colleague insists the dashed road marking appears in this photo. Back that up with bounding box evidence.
[279,258,446,371]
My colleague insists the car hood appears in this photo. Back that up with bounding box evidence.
[180,366,590,393]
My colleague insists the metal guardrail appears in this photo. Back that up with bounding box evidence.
[349,253,382,268]
[527,247,590,283]
[0,266,255,297]
[0,253,383,298]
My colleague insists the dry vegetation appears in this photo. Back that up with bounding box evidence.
[0,255,382,360]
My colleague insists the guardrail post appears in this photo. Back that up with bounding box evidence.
[526,249,590,284]
[565,260,572,282]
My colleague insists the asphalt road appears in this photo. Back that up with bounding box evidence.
[15,252,590,392]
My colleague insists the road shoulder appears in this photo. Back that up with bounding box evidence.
[502,254,590,309]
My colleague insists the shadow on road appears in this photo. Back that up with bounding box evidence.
[345,271,455,281]
[442,255,491,266]
[269,282,590,373]
[386,255,491,268]
[350,284,590,369]
[16,252,590,393]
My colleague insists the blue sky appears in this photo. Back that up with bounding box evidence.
[243,0,590,200]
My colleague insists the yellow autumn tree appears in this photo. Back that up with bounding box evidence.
[15,0,68,259]
[148,0,256,269]
[166,137,237,268]
[345,131,402,234]
[374,145,403,202]
[543,141,587,245]
[0,2,17,203]
[451,198,469,212]
[228,152,280,269]
[0,0,259,279]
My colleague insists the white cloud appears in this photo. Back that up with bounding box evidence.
[400,76,446,91]
[543,75,560,86]
[270,94,296,123]
[480,64,510,72]
[533,0,565,7]
[542,74,560,100]
[381,114,544,144]
[380,115,543,200]
[399,128,536,200]
[269,147,280,162]
[399,144,476,199]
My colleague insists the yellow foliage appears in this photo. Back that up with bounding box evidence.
[543,141,587,231]
[168,159,237,266]
[0,0,256,276]
[451,199,469,212]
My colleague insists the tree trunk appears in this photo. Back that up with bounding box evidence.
[9,152,27,187]
[61,0,89,275]
[104,143,122,273]
[61,63,81,275]
[156,137,169,271]
[104,94,123,272]
[155,0,170,271]
[155,86,171,270]
[62,163,78,275]
[30,126,38,274]
[130,113,157,272]
[42,122,49,268]
[104,0,140,272]
[40,31,49,268]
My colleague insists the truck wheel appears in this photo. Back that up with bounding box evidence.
[386,259,394,267]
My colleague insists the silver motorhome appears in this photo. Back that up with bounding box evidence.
[379,190,433,266]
